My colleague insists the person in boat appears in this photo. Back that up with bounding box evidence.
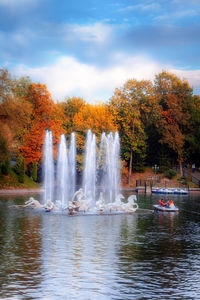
[168,200,174,208]
[158,199,166,206]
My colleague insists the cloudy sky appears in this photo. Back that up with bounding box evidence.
[0,0,200,102]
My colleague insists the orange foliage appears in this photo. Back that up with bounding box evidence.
[20,83,64,164]
[160,110,175,125]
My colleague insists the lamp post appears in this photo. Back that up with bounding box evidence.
[152,164,159,186]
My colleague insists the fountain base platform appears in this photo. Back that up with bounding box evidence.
[9,206,153,215]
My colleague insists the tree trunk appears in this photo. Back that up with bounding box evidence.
[179,158,183,177]
[129,150,133,185]
[187,163,191,182]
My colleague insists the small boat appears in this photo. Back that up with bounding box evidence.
[152,187,188,195]
[153,204,179,212]
[173,188,188,195]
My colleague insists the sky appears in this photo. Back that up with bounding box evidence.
[0,0,200,102]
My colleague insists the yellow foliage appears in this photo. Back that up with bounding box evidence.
[73,103,116,134]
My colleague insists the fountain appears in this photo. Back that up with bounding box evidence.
[30,130,138,214]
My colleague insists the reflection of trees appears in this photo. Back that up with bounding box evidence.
[0,205,42,297]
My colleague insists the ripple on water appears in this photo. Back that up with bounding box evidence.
[1,195,200,299]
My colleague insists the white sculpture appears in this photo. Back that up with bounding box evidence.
[69,188,91,212]
[106,194,124,211]
[96,192,106,212]
[24,197,43,209]
[106,194,138,212]
[43,200,58,211]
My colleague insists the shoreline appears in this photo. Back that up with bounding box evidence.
[0,187,200,196]
[0,188,43,195]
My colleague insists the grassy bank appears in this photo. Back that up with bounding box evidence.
[0,170,40,189]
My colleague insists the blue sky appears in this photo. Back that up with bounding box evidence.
[0,0,200,102]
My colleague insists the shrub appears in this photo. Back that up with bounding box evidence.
[177,176,186,181]
[14,155,25,183]
[19,157,25,183]
[2,158,11,175]
[164,169,177,179]
[182,180,187,185]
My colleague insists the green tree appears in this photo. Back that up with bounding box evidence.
[109,79,153,183]
[2,158,11,175]
[14,155,26,183]
[31,160,37,182]
[184,95,200,166]
[19,157,25,183]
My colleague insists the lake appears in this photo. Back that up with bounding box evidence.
[0,192,200,299]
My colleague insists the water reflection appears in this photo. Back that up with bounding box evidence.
[0,194,200,299]
[0,204,42,298]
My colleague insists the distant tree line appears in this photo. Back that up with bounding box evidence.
[0,68,200,184]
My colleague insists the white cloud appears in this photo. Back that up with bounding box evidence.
[119,2,160,13]
[154,9,199,22]
[12,55,161,102]
[172,68,200,92]
[12,55,200,103]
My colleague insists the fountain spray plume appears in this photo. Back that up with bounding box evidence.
[97,132,121,203]
[56,134,69,209]
[69,132,76,200]
[43,131,54,205]
[82,130,96,206]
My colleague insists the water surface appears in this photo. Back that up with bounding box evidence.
[0,193,200,299]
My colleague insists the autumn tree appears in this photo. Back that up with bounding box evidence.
[70,102,116,172]
[20,83,64,165]
[0,69,14,103]
[0,124,10,161]
[109,79,154,183]
[0,71,34,157]
[154,71,193,175]
[0,69,15,158]
[73,103,116,135]
[60,97,86,134]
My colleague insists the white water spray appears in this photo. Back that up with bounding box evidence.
[97,132,121,203]
[69,132,76,200]
[82,130,96,206]
[56,134,69,208]
[43,131,54,204]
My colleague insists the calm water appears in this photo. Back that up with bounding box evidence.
[0,193,200,299]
